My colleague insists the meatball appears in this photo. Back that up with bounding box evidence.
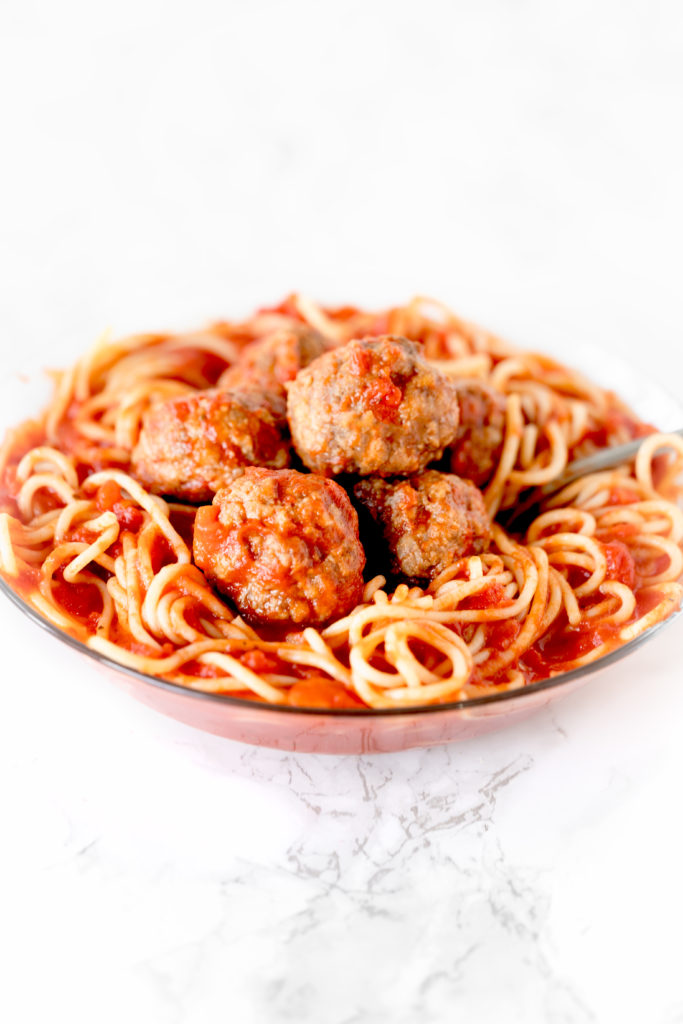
[449,379,507,486]
[131,389,290,503]
[353,470,491,582]
[218,326,328,409]
[286,335,460,477]
[193,468,366,626]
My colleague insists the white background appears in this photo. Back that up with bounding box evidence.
[1,2,683,1022]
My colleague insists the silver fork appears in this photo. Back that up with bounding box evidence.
[499,428,683,531]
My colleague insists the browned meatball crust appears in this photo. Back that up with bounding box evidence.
[193,468,366,626]
[353,470,491,582]
[218,326,328,412]
[449,379,507,486]
[286,336,460,477]
[131,389,290,503]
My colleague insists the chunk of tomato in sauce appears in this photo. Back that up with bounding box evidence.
[607,486,639,506]
[523,620,619,677]
[52,575,103,628]
[485,618,521,651]
[602,540,636,588]
[240,649,284,675]
[95,481,144,532]
[366,377,403,421]
[287,677,365,710]
[461,582,507,611]
[348,347,373,375]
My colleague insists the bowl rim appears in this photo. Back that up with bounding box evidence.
[2,572,681,717]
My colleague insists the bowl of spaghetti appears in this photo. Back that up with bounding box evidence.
[1,296,682,754]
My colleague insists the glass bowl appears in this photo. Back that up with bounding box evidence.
[2,340,682,754]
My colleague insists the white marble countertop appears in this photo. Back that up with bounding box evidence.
[2,2,683,1021]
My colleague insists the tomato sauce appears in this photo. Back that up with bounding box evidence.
[365,378,403,421]
[286,676,365,710]
[577,407,654,452]
[606,486,639,505]
[602,540,637,588]
[522,620,620,680]
[51,573,103,630]
[461,582,507,611]
[634,587,666,618]
[486,619,522,651]
[348,347,373,375]
[14,563,41,590]
[95,481,144,532]
[240,649,285,676]
[149,533,176,574]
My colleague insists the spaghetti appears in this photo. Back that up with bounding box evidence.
[1,296,682,710]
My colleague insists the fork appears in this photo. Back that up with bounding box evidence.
[498,427,683,532]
